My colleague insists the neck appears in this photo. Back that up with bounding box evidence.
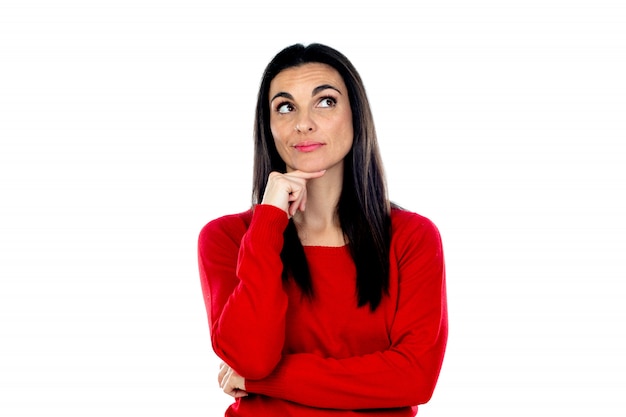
[292,165,345,246]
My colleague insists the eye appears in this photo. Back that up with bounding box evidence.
[317,96,337,108]
[276,102,295,114]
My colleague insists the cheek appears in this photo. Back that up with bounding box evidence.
[270,120,289,145]
[270,125,291,160]
[339,120,354,147]
[339,109,353,142]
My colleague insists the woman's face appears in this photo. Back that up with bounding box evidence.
[268,63,353,174]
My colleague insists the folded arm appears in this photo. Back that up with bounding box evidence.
[198,205,290,379]
[245,215,448,409]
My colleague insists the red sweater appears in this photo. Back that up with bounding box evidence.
[198,204,447,416]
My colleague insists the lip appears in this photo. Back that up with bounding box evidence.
[293,141,324,153]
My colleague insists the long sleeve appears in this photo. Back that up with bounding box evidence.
[244,213,448,410]
[198,205,290,379]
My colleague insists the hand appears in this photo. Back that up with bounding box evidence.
[261,170,326,217]
[218,362,248,398]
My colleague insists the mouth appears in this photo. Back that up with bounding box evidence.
[293,141,324,153]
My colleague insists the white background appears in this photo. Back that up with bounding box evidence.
[1,0,625,416]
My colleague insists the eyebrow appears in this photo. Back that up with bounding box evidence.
[313,84,342,96]
[270,84,343,103]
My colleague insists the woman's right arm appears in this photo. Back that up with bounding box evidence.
[198,205,289,380]
[198,170,324,380]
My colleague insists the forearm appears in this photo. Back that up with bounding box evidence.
[245,326,447,410]
[199,205,290,379]
[210,277,288,379]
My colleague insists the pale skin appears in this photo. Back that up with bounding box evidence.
[218,63,354,398]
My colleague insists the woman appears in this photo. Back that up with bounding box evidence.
[198,43,448,416]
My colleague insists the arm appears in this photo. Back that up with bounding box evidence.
[198,205,289,379]
[245,216,448,409]
[198,170,326,381]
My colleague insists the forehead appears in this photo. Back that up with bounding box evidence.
[269,63,346,96]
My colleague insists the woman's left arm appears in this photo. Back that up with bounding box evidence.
[244,217,448,410]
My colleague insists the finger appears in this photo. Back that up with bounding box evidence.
[285,184,307,216]
[223,377,248,398]
[220,367,232,389]
[262,170,323,215]
[289,191,306,217]
[232,389,249,398]
[217,362,229,385]
[292,191,306,214]
[286,170,324,214]
[223,375,238,396]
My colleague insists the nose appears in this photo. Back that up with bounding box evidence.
[294,110,316,133]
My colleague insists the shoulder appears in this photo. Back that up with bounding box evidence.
[391,207,441,237]
[390,206,443,256]
[198,209,254,250]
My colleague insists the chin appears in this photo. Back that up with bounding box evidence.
[290,162,326,173]
[289,158,342,174]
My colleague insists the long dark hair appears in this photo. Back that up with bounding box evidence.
[252,43,390,311]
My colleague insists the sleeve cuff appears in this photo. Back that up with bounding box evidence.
[246,204,289,249]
